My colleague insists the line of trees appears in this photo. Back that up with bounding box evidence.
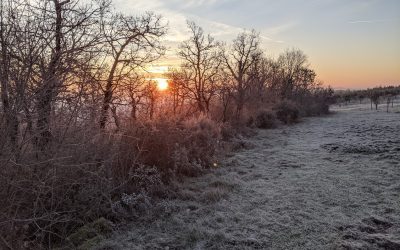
[0,0,335,248]
[335,86,400,111]
[168,22,333,121]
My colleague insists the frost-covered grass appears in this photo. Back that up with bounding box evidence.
[95,102,400,249]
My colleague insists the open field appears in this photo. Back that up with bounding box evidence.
[94,103,400,249]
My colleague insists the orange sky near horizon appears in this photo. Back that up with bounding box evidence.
[315,57,400,89]
[149,52,400,90]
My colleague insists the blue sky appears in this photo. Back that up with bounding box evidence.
[113,0,400,88]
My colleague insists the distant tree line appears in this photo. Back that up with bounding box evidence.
[335,86,400,111]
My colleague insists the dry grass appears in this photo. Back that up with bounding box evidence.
[0,115,224,249]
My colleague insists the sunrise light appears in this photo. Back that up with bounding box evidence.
[154,78,169,91]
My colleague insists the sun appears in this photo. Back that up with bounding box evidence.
[154,78,169,91]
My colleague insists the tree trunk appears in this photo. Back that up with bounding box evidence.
[149,99,154,120]
[222,102,228,123]
[0,8,19,152]
[111,106,120,131]
[387,98,390,113]
[36,0,67,150]
[197,98,205,114]
[130,101,137,121]
[36,85,54,150]
[99,42,129,129]
[99,84,112,129]
[236,88,245,118]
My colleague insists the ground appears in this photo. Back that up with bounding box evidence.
[97,102,400,250]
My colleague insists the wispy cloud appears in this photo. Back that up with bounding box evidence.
[348,19,392,24]
[263,22,298,35]
[113,0,286,45]
[180,0,225,9]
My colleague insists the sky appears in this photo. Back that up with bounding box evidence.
[113,0,400,89]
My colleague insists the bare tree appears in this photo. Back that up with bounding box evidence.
[143,80,159,120]
[176,21,221,114]
[369,91,380,110]
[1,0,105,152]
[221,30,262,116]
[168,69,189,116]
[386,95,391,113]
[217,71,234,122]
[29,0,108,150]
[118,73,147,121]
[277,48,315,100]
[99,12,167,129]
[247,56,276,105]
[0,0,17,151]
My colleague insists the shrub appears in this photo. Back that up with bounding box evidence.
[302,102,330,116]
[116,120,181,181]
[300,87,334,116]
[115,116,221,181]
[0,142,116,249]
[274,101,299,124]
[67,218,114,248]
[252,110,277,129]
[0,115,223,248]
[181,115,221,165]
[111,191,152,218]
[220,123,236,141]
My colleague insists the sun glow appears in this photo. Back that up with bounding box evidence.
[154,78,169,91]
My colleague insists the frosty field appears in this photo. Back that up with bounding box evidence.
[98,103,400,250]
